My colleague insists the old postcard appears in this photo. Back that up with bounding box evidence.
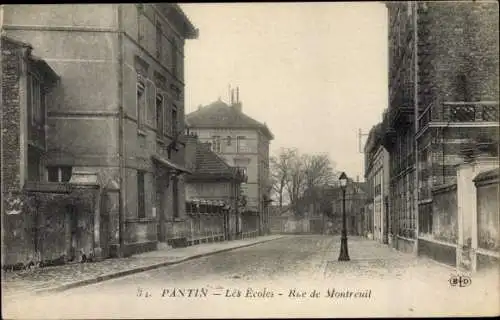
[1,2,499,319]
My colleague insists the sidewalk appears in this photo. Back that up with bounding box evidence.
[1,235,285,299]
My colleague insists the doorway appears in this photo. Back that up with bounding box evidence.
[65,205,78,261]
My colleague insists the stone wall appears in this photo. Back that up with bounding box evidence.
[431,184,458,244]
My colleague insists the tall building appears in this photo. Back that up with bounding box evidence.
[1,4,198,260]
[383,1,499,254]
[186,90,274,235]
[364,123,390,244]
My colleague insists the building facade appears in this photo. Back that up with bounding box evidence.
[185,92,274,235]
[184,132,249,243]
[1,4,198,258]
[382,1,499,255]
[364,123,390,244]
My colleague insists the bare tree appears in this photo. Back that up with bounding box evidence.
[302,153,337,190]
[296,153,338,216]
[270,147,298,208]
[285,152,307,215]
[270,148,338,217]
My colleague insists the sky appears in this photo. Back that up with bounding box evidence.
[181,3,388,181]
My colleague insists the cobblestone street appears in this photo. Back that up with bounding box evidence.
[1,235,284,299]
[3,235,498,318]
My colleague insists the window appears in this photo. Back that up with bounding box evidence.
[28,73,45,125]
[457,74,468,102]
[27,146,42,182]
[156,23,162,59]
[171,106,178,137]
[137,171,146,219]
[136,77,146,128]
[212,136,221,153]
[237,136,247,153]
[172,176,179,218]
[47,166,72,182]
[227,136,232,146]
[171,38,178,77]
[156,94,164,134]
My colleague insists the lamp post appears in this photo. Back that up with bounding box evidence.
[338,172,350,261]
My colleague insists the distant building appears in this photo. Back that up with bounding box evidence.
[1,4,199,259]
[331,181,368,236]
[184,133,249,243]
[364,123,390,244]
[186,90,274,235]
[382,2,499,254]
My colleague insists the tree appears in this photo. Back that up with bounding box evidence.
[270,148,298,208]
[294,153,338,217]
[285,152,306,215]
[270,148,338,218]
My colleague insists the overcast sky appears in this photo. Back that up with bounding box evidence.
[181,2,388,181]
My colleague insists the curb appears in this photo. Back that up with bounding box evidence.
[34,236,287,295]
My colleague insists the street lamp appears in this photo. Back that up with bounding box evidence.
[338,172,350,261]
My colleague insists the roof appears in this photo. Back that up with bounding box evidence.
[152,154,192,174]
[1,34,32,48]
[474,168,500,183]
[1,35,60,82]
[186,137,246,181]
[156,4,198,39]
[186,99,274,140]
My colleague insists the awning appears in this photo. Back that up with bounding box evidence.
[152,154,192,174]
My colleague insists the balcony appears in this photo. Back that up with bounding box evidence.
[418,101,499,131]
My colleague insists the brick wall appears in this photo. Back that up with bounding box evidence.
[1,37,23,197]
[2,37,27,267]
[419,1,499,108]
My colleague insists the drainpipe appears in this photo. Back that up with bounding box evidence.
[117,4,125,258]
[413,1,420,254]
[0,5,4,266]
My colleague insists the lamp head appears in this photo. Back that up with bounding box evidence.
[339,172,348,190]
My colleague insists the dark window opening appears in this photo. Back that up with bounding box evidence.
[156,94,164,134]
[172,176,179,218]
[156,23,163,59]
[137,171,146,219]
[172,106,178,136]
[48,166,72,182]
[457,73,469,102]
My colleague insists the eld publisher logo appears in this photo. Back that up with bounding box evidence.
[449,275,472,288]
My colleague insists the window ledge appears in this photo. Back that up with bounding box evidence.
[125,218,157,223]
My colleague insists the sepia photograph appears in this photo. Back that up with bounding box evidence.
[1,1,499,318]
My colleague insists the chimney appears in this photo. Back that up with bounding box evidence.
[232,86,242,112]
[197,104,202,111]
[231,89,235,105]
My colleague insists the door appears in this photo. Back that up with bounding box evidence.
[223,211,230,240]
[65,205,78,261]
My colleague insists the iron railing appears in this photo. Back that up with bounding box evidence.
[418,101,499,129]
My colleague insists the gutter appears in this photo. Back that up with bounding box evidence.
[117,4,125,257]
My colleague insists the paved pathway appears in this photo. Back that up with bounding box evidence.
[1,235,284,299]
